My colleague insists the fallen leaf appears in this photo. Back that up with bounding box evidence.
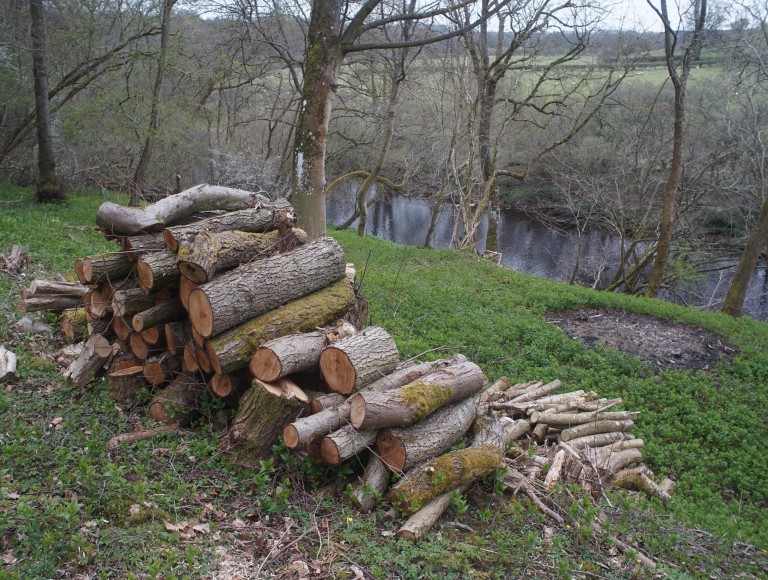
[232,518,247,528]
[163,520,190,532]
[5,493,19,500]
[290,560,310,579]
[350,564,365,579]
[192,522,210,534]
[50,417,64,426]
[129,505,142,517]
[1,551,19,566]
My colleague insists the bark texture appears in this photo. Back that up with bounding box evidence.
[82,253,133,284]
[137,250,180,293]
[132,297,184,331]
[63,335,117,388]
[149,372,205,426]
[250,329,328,382]
[320,424,378,465]
[352,455,389,512]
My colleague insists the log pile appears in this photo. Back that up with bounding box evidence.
[21,183,670,544]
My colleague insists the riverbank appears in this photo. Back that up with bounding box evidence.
[0,184,766,577]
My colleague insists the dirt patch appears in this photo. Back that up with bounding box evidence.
[545,308,737,372]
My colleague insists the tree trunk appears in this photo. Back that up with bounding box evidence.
[162,200,291,252]
[132,0,176,201]
[349,360,485,430]
[376,394,480,473]
[319,424,378,465]
[177,228,306,284]
[63,335,118,388]
[206,278,354,375]
[96,185,269,235]
[292,0,344,240]
[132,297,184,332]
[136,250,180,293]
[188,237,346,338]
[251,329,329,382]
[149,372,206,426]
[17,295,82,313]
[27,279,88,298]
[722,196,768,316]
[112,287,156,317]
[30,0,64,203]
[119,233,167,261]
[81,253,133,285]
[319,326,399,394]
[220,378,309,467]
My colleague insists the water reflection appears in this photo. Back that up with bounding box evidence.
[326,187,768,322]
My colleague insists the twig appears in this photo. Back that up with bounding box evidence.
[106,424,179,451]
[397,345,463,367]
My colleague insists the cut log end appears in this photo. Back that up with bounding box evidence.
[319,348,356,394]
[177,261,208,284]
[163,229,178,252]
[136,261,153,293]
[319,437,342,466]
[349,393,366,429]
[188,289,214,338]
[251,347,282,382]
[211,374,233,397]
[282,424,300,449]
[377,430,406,472]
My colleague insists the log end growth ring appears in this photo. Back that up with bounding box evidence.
[376,430,406,472]
[319,347,356,394]
[251,347,281,382]
[349,393,366,429]
[136,261,154,293]
[211,374,232,397]
[188,289,214,338]
[319,437,341,466]
[282,424,300,449]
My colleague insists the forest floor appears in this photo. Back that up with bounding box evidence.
[545,308,738,372]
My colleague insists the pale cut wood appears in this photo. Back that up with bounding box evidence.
[352,455,389,513]
[559,420,635,443]
[188,237,346,338]
[613,468,671,502]
[196,344,212,373]
[112,315,132,341]
[182,342,199,373]
[178,276,197,310]
[149,372,206,426]
[82,252,133,284]
[308,392,346,414]
[164,321,192,355]
[27,279,88,298]
[210,370,251,398]
[0,346,19,381]
[501,417,532,442]
[206,278,355,375]
[604,438,644,451]
[585,448,643,477]
[18,295,83,312]
[129,333,158,361]
[319,326,399,394]
[531,423,548,443]
[143,353,181,385]
[96,184,270,235]
[565,432,627,449]
[136,250,179,293]
[395,487,465,540]
[220,377,308,467]
[509,379,562,404]
[320,425,378,465]
[531,410,639,426]
[349,360,485,430]
[107,424,179,451]
[75,259,87,284]
[250,329,329,382]
[163,198,291,251]
[63,335,117,388]
[376,394,480,473]
[132,297,184,332]
[282,356,465,449]
[543,449,566,490]
[141,326,163,346]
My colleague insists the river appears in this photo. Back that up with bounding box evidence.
[326,188,768,322]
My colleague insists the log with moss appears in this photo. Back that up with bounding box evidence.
[282,356,465,449]
[319,425,378,466]
[136,250,180,293]
[177,228,308,284]
[220,377,309,468]
[319,326,399,394]
[188,237,346,338]
[376,394,480,473]
[97,184,270,235]
[349,360,485,430]
[206,278,355,375]
[148,372,206,426]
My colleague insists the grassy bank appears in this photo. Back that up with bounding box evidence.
[0,182,766,578]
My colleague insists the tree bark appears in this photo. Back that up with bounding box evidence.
[530,410,639,427]
[81,253,133,285]
[319,326,399,394]
[188,237,346,338]
[559,419,635,443]
[107,355,149,406]
[376,394,480,473]
[563,431,628,449]
[349,360,485,430]
[63,335,118,388]
[220,378,309,467]
[112,287,156,317]
[27,279,88,298]
[143,352,181,385]
[251,329,329,382]
[162,199,292,252]
[132,297,184,332]
[96,185,270,235]
[206,278,354,375]
[119,233,167,261]
[136,250,180,293]
[352,455,389,512]
[0,346,19,381]
[395,487,464,540]
[17,295,82,313]
[309,392,346,414]
[149,372,206,426]
[164,320,193,355]
[320,424,378,465]
[61,308,87,341]
[30,0,64,202]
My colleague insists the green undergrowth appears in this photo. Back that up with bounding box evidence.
[0,183,766,577]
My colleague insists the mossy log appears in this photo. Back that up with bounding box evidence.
[220,377,309,468]
[250,329,329,382]
[164,321,192,355]
[282,357,463,449]
[559,419,635,443]
[112,287,155,317]
[143,353,182,385]
[352,455,390,513]
[137,250,179,293]
[63,334,118,388]
[188,237,346,338]
[377,394,480,473]
[148,372,206,426]
[613,468,671,502]
[349,360,485,430]
[132,297,185,332]
[60,308,87,341]
[531,410,639,427]
[118,232,167,261]
[96,184,270,235]
[206,278,355,375]
[163,199,292,252]
[320,425,378,466]
[80,252,133,284]
[319,326,399,394]
[177,228,307,284]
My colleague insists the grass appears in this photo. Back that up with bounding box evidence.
[0,180,767,577]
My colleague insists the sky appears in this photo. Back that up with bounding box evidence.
[604,0,682,32]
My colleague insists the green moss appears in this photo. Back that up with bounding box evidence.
[400,382,452,421]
